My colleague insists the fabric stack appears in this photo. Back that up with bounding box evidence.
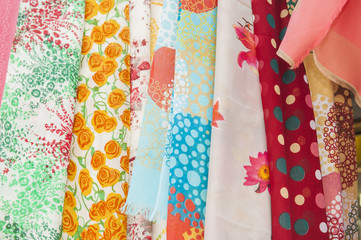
[0,0,359,239]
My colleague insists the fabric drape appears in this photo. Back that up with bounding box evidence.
[61,0,130,239]
[304,54,358,240]
[251,0,328,238]
[0,0,21,107]
[204,0,272,238]
[0,1,84,238]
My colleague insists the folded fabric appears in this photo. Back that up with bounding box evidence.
[61,0,130,239]
[0,1,84,238]
[0,0,21,107]
[165,1,218,239]
[304,54,358,240]
[251,0,329,238]
[277,0,361,106]
[204,0,272,238]
[125,0,178,222]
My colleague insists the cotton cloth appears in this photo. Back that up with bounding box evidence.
[0,0,84,238]
[61,0,130,239]
[204,0,271,238]
[278,0,361,106]
[251,0,328,238]
[125,0,178,222]
[0,0,21,107]
[304,54,358,240]
[165,1,218,239]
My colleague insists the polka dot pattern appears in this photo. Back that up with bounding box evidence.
[252,0,328,238]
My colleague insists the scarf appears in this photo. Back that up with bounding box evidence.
[125,0,178,222]
[165,1,217,239]
[278,0,361,106]
[0,0,21,107]
[61,0,130,239]
[251,0,328,238]
[204,0,272,238]
[304,54,358,240]
[0,1,84,238]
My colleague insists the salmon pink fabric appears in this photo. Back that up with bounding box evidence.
[0,0,21,107]
[277,0,361,106]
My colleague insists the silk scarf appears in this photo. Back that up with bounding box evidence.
[251,0,328,238]
[204,0,272,238]
[165,1,217,239]
[0,0,21,107]
[61,0,130,239]
[278,0,361,106]
[0,0,84,239]
[304,54,358,240]
[125,0,178,222]
[127,0,153,238]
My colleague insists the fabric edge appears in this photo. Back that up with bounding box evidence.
[313,51,361,107]
[276,48,295,69]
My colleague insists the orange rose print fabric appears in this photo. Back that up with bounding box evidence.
[61,0,130,239]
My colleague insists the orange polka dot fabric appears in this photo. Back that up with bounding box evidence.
[251,0,329,239]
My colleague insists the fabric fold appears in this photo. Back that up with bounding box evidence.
[0,1,85,238]
[204,0,272,238]
[278,0,361,106]
[0,0,21,107]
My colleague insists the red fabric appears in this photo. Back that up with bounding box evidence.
[251,0,328,239]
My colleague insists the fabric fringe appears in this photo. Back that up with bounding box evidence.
[121,201,167,222]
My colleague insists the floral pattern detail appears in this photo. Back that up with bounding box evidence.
[233,19,258,75]
[61,0,129,239]
[211,99,224,128]
[0,0,85,239]
[243,152,270,193]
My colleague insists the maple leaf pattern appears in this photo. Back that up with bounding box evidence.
[212,99,224,128]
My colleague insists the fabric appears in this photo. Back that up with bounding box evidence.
[125,0,178,221]
[0,0,84,239]
[0,0,21,107]
[165,1,218,239]
[304,54,358,240]
[277,0,361,106]
[61,0,130,239]
[127,0,153,238]
[204,0,272,238]
[251,0,329,239]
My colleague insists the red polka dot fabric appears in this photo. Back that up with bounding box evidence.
[251,0,329,239]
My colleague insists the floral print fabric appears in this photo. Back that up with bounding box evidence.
[251,0,329,239]
[204,0,272,238]
[0,0,84,239]
[304,54,358,240]
[61,0,130,239]
[0,0,21,107]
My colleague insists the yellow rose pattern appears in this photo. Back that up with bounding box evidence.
[61,1,129,239]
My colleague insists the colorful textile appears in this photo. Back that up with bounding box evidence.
[304,54,358,240]
[204,0,272,238]
[251,0,328,239]
[127,0,153,237]
[0,0,84,239]
[278,0,361,106]
[165,1,217,239]
[125,0,178,221]
[0,0,21,107]
[61,0,130,239]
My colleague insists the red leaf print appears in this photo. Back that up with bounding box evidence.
[212,99,224,128]
[138,61,150,71]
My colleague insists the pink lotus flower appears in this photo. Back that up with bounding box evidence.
[243,152,270,193]
[233,21,259,75]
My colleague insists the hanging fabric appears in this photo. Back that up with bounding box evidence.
[165,0,217,239]
[277,0,361,106]
[0,0,21,107]
[204,0,272,238]
[0,0,84,238]
[125,0,178,222]
[304,54,358,240]
[61,0,130,239]
[251,0,329,239]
